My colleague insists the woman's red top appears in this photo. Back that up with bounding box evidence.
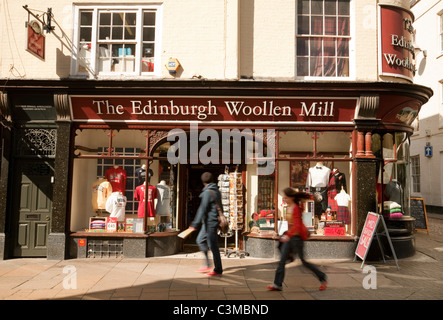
[285,204,309,240]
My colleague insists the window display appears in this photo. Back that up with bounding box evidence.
[276,131,353,237]
[71,129,177,234]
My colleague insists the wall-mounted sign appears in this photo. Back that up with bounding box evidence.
[165,58,180,74]
[425,143,433,158]
[69,96,358,124]
[26,20,45,60]
[379,5,415,82]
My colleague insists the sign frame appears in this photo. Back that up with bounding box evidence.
[378,5,415,82]
[355,212,399,270]
[26,21,45,60]
[410,197,429,234]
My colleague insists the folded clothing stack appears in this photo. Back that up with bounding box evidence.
[383,201,403,218]
[90,220,106,229]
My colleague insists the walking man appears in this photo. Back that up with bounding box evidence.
[189,172,223,276]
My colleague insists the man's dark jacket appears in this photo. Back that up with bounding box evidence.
[190,183,222,229]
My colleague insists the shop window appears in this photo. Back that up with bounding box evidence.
[248,130,353,237]
[71,129,175,234]
[374,132,411,217]
[296,0,351,78]
[73,5,161,77]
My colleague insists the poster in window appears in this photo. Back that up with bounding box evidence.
[290,161,309,189]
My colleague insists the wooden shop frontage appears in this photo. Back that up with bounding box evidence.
[0,80,432,260]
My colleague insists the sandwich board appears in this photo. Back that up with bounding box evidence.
[355,212,399,271]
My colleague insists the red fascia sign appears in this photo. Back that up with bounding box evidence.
[355,212,380,260]
[379,5,415,82]
[69,96,357,124]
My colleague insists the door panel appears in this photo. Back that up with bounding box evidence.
[12,162,53,257]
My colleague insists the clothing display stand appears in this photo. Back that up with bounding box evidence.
[227,169,248,258]
[218,169,235,257]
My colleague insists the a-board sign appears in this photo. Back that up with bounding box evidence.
[355,212,380,261]
[410,197,429,233]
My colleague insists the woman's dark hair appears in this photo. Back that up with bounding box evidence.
[283,187,311,201]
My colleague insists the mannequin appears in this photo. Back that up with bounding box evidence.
[306,162,330,216]
[105,165,127,193]
[105,191,127,222]
[327,168,347,213]
[384,179,403,205]
[334,187,351,232]
[156,180,171,216]
[91,177,113,212]
[134,179,158,220]
[135,164,147,186]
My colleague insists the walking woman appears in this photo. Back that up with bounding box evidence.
[267,188,328,291]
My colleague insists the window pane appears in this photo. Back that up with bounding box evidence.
[338,0,350,15]
[310,38,322,56]
[297,57,309,76]
[125,27,136,40]
[325,0,336,15]
[337,58,349,76]
[338,17,349,35]
[99,26,110,40]
[98,44,111,72]
[80,27,92,42]
[99,12,111,26]
[112,27,123,40]
[311,16,323,35]
[310,57,322,76]
[297,37,309,55]
[298,15,310,34]
[143,27,156,42]
[311,0,323,14]
[113,13,124,25]
[324,38,335,56]
[325,17,336,35]
[337,38,349,56]
[126,13,137,26]
[143,43,155,57]
[144,12,156,25]
[323,57,336,76]
[80,11,93,26]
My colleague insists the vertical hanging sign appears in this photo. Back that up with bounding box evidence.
[379,5,415,82]
[26,20,45,60]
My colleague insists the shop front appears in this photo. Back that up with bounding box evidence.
[0,80,432,260]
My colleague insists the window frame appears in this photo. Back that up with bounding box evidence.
[71,4,163,78]
[295,0,355,80]
[410,155,421,194]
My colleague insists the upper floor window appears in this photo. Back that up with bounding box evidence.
[296,0,350,78]
[410,155,420,193]
[72,5,162,77]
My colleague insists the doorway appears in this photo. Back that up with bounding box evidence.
[181,164,243,251]
[10,161,54,257]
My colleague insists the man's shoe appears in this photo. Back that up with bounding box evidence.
[195,267,212,273]
[206,271,222,276]
[267,284,282,291]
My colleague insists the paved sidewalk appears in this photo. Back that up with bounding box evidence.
[1,215,443,301]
